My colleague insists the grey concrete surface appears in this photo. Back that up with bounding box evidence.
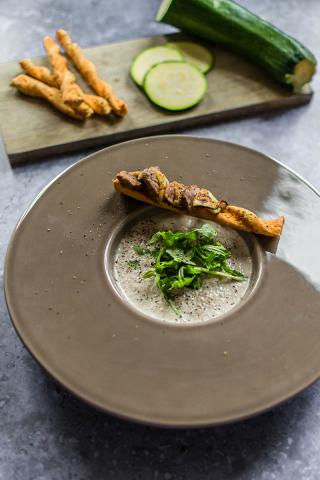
[0,1,320,479]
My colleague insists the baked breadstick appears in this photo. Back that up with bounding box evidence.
[82,94,111,115]
[57,29,128,116]
[43,35,93,119]
[11,74,85,120]
[20,57,111,116]
[43,36,67,84]
[61,74,112,115]
[60,69,85,107]
[113,167,284,237]
[60,72,111,115]
[19,59,58,87]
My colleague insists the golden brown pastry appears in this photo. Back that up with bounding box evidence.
[113,166,284,237]
[11,74,85,120]
[20,57,111,116]
[81,93,111,115]
[43,35,93,119]
[19,59,59,87]
[57,29,128,116]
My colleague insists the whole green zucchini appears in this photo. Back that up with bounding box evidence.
[156,0,316,91]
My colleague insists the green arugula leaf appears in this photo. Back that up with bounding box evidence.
[133,244,151,255]
[127,260,140,269]
[194,223,216,242]
[139,223,245,315]
[166,248,195,264]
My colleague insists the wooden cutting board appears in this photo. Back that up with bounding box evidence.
[0,33,312,163]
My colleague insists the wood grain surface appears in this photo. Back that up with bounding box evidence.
[0,33,313,163]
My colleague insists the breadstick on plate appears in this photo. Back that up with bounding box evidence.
[113,166,284,237]
[57,29,128,116]
[19,59,59,87]
[43,35,93,119]
[11,74,85,120]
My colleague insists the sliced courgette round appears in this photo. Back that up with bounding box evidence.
[130,46,183,86]
[143,61,207,111]
[167,40,214,73]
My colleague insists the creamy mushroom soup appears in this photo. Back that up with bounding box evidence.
[114,213,252,324]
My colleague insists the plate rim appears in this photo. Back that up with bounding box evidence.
[4,134,320,428]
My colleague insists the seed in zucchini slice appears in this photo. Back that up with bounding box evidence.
[143,61,207,111]
[167,41,214,73]
[130,45,183,86]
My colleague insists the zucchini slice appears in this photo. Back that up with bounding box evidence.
[143,61,207,111]
[130,45,183,86]
[157,0,316,91]
[167,41,214,73]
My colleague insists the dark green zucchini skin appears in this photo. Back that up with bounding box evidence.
[157,0,316,90]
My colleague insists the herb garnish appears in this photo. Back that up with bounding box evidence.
[127,259,140,269]
[134,224,245,314]
[133,244,151,256]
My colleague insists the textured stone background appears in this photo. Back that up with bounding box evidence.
[0,1,320,479]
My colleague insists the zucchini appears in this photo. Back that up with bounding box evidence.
[157,0,316,91]
[167,40,214,73]
[143,61,207,111]
[130,46,183,86]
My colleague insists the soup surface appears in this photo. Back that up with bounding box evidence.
[114,213,252,324]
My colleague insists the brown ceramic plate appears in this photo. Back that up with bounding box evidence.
[4,135,320,427]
